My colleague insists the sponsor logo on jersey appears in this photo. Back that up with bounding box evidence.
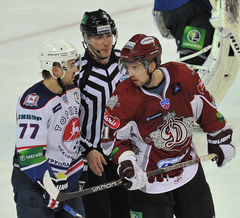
[104,109,120,129]
[157,148,189,168]
[145,112,194,151]
[160,98,170,109]
[146,112,162,122]
[18,114,42,121]
[171,82,181,95]
[19,146,46,166]
[23,93,39,107]
[53,103,62,114]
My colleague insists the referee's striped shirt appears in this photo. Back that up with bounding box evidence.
[75,49,124,155]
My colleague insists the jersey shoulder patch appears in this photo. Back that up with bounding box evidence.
[20,82,56,109]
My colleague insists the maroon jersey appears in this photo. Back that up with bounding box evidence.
[102,62,225,194]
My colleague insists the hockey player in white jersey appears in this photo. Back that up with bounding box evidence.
[11,39,85,218]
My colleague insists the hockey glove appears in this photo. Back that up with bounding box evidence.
[117,156,147,190]
[207,126,235,167]
[43,172,68,211]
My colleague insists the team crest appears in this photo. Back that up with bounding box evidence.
[62,117,80,154]
[145,112,194,151]
[23,93,39,107]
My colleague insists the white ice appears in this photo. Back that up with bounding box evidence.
[0,0,239,217]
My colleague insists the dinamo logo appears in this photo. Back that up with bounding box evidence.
[145,112,194,151]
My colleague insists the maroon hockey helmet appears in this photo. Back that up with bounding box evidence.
[120,34,162,68]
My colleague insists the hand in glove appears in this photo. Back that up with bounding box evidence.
[43,172,68,210]
[207,126,235,167]
[117,156,147,190]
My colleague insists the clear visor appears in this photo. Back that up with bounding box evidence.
[118,59,130,82]
[118,59,150,76]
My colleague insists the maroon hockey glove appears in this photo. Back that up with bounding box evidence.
[118,160,134,189]
[117,156,147,190]
[207,126,235,167]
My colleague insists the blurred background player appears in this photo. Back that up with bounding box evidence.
[102,34,235,218]
[153,0,214,65]
[74,9,129,218]
[11,39,85,218]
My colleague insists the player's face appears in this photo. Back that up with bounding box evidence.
[88,33,113,63]
[125,62,149,87]
[61,59,78,86]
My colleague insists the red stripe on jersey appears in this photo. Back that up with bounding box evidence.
[16,144,47,150]
[66,159,84,175]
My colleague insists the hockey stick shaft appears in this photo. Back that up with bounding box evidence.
[43,153,217,201]
[63,204,84,218]
[176,45,212,62]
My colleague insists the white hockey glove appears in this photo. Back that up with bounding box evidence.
[207,126,235,167]
[117,155,147,190]
[42,172,68,211]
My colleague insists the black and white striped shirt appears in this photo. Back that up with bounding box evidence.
[75,49,124,154]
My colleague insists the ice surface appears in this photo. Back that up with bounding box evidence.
[0,1,239,217]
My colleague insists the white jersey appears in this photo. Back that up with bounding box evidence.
[14,81,83,190]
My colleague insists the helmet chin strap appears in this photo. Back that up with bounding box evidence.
[50,69,66,93]
[144,66,157,87]
[144,70,153,87]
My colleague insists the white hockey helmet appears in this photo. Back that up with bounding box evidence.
[38,39,78,72]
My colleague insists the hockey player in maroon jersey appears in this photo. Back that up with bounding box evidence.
[102,34,235,218]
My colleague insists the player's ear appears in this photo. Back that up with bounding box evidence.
[52,65,61,78]
[149,61,156,72]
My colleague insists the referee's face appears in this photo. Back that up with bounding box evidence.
[89,33,113,63]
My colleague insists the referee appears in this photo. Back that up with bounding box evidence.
[75,9,129,218]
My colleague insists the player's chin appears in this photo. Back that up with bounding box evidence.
[132,80,141,86]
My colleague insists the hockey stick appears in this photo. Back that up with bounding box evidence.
[63,204,84,218]
[176,45,212,63]
[43,153,217,201]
